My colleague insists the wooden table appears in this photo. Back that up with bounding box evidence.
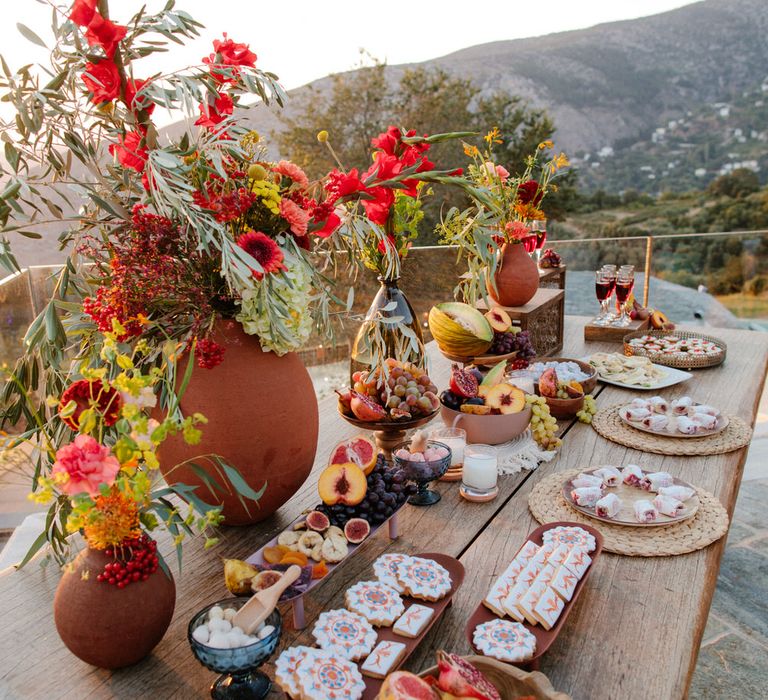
[2,317,766,700]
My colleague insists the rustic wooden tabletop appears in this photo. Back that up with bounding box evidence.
[2,316,766,700]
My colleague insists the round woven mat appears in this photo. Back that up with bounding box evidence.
[528,469,729,556]
[591,404,752,456]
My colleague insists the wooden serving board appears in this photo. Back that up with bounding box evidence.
[465,522,603,669]
[584,317,649,342]
[361,552,465,699]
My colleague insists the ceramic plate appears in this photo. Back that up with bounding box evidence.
[583,355,692,391]
[618,404,728,439]
[563,468,700,527]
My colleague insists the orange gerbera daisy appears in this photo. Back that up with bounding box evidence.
[83,487,141,549]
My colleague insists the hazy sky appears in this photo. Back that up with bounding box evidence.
[2,0,700,94]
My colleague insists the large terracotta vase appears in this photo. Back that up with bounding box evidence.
[54,546,175,669]
[487,242,540,307]
[157,319,319,525]
[350,277,424,380]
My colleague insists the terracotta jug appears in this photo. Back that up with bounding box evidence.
[156,319,319,525]
[487,242,539,307]
[54,546,175,669]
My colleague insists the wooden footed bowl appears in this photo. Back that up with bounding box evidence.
[419,655,571,700]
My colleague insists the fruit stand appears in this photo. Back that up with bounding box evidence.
[1,316,766,700]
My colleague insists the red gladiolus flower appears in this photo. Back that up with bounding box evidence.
[377,233,397,255]
[237,231,286,279]
[203,34,257,82]
[325,168,365,203]
[84,13,127,58]
[370,126,402,155]
[195,92,234,129]
[124,78,154,116]
[365,153,402,183]
[313,211,341,238]
[362,187,395,225]
[82,58,121,104]
[517,179,544,206]
[69,0,97,26]
[59,379,122,431]
[109,130,148,172]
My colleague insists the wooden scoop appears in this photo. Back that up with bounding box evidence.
[233,564,301,634]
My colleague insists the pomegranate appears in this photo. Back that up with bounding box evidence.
[436,651,501,700]
[449,365,479,398]
[349,391,387,421]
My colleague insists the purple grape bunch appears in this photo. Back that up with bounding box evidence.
[489,330,536,359]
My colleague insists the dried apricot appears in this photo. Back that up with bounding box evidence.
[280,551,308,567]
[311,561,329,579]
[263,545,289,565]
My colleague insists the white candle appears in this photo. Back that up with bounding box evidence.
[462,445,498,490]
[430,427,466,467]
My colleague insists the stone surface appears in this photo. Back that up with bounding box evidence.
[690,633,768,699]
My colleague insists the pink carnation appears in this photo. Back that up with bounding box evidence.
[495,164,510,181]
[280,199,310,236]
[504,220,530,241]
[52,434,121,497]
[483,161,509,182]
[273,160,309,188]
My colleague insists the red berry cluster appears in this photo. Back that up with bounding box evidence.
[96,535,159,589]
[509,358,530,370]
[196,338,226,369]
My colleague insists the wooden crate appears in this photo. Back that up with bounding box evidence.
[538,264,566,290]
[477,288,565,357]
[584,317,650,342]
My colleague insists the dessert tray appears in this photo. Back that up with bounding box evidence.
[465,522,603,668]
[585,352,692,390]
[618,396,728,439]
[245,505,405,629]
[623,330,726,369]
[274,552,465,700]
[562,466,700,527]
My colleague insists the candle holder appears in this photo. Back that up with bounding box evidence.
[393,440,451,506]
[460,444,499,503]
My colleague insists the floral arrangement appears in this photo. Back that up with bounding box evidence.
[439,130,569,302]
[7,330,220,571]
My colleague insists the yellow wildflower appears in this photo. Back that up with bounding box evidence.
[316,130,329,143]
[463,143,479,157]
[484,127,502,145]
[538,140,554,150]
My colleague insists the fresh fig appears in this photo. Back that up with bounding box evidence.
[344,518,371,544]
[251,570,283,592]
[449,364,479,398]
[306,510,330,532]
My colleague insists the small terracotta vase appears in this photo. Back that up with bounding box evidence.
[54,546,175,669]
[487,242,540,307]
[156,319,319,525]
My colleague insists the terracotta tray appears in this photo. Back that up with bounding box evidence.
[440,348,518,368]
[465,521,603,669]
[562,467,700,527]
[361,552,465,699]
[618,404,728,439]
[245,505,405,629]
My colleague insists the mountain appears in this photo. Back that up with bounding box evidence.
[244,0,768,192]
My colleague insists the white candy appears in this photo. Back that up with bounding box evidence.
[258,625,275,640]
[208,606,225,621]
[223,608,237,621]
[208,618,232,633]
[192,625,210,644]
[231,626,244,636]
[207,632,230,649]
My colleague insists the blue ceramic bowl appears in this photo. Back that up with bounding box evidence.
[188,597,281,677]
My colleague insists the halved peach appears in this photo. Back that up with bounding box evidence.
[317,462,368,506]
[484,307,512,333]
[484,383,526,414]
[650,310,669,329]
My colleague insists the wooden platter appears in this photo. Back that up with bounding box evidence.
[618,404,729,439]
[361,552,465,699]
[465,522,603,668]
[562,467,700,527]
[440,348,518,368]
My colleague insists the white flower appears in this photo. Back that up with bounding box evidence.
[131,418,161,450]
[120,386,157,410]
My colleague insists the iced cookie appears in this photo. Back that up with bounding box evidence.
[551,565,579,602]
[562,547,592,579]
[392,604,435,638]
[345,580,404,627]
[533,585,565,630]
[517,579,548,625]
[373,553,410,593]
[275,645,319,698]
[360,640,407,679]
[542,525,596,553]
[473,619,537,663]
[311,609,377,661]
[501,580,529,622]
[295,649,365,700]
[396,556,452,601]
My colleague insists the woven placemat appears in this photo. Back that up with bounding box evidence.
[591,404,752,456]
[528,469,729,556]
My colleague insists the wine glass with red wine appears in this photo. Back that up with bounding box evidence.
[530,220,547,265]
[613,271,634,327]
[594,270,614,325]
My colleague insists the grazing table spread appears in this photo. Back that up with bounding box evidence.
[1,316,766,700]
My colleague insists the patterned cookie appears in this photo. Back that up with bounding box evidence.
[542,525,596,553]
[396,556,452,601]
[275,645,319,698]
[533,585,565,630]
[312,609,377,661]
[345,580,404,626]
[551,565,579,602]
[360,640,407,679]
[373,553,410,593]
[473,619,537,663]
[295,649,365,700]
[393,604,434,638]
[562,547,592,579]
